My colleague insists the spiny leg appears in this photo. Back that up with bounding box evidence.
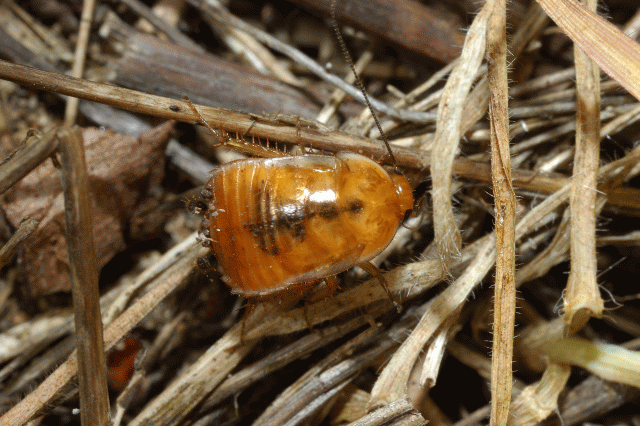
[300,277,339,332]
[239,299,258,345]
[184,96,227,147]
[358,261,402,313]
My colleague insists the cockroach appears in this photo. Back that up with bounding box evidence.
[191,2,413,311]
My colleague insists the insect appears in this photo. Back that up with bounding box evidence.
[190,1,414,308]
[199,151,413,298]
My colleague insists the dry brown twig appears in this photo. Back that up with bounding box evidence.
[564,0,605,336]
[57,126,110,426]
[486,0,516,425]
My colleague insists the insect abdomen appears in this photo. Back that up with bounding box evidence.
[207,154,412,296]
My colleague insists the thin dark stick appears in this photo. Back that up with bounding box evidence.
[0,217,38,269]
[0,128,59,194]
[58,127,111,426]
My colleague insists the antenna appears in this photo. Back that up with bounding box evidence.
[330,0,398,167]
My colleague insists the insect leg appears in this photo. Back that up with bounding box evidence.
[358,261,403,313]
[239,300,258,345]
[301,302,315,333]
[184,96,226,147]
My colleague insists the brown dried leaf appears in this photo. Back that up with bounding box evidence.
[0,122,173,295]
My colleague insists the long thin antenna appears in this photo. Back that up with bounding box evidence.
[330,0,398,167]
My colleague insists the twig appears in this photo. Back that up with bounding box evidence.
[188,0,436,123]
[564,0,605,335]
[64,0,96,126]
[430,1,490,272]
[486,0,516,424]
[117,0,202,51]
[57,127,110,426]
[0,217,38,268]
[0,128,59,194]
[0,234,204,426]
[1,60,640,216]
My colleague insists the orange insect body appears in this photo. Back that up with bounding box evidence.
[204,152,413,296]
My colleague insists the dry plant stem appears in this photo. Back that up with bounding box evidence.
[394,60,456,110]
[424,2,547,156]
[557,375,640,425]
[431,2,489,272]
[448,341,493,381]
[1,1,73,64]
[296,0,464,64]
[367,124,637,411]
[543,338,640,388]
[245,253,451,340]
[200,315,375,411]
[508,2,549,65]
[0,314,72,366]
[0,128,59,194]
[515,213,570,285]
[110,33,317,120]
[0,236,203,426]
[509,68,576,98]
[0,317,72,391]
[118,0,202,50]
[267,381,350,426]
[535,0,640,102]
[369,236,496,409]
[517,110,640,285]
[486,0,516,425]
[57,127,110,426]
[515,142,640,285]
[253,327,380,425]
[0,217,38,268]
[165,140,215,184]
[347,397,425,426]
[419,316,459,387]
[3,60,640,214]
[255,313,427,426]
[228,27,300,87]
[199,7,300,87]
[0,59,413,162]
[453,406,491,426]
[507,363,571,426]
[5,336,76,396]
[103,232,205,325]
[564,0,604,336]
[317,51,373,124]
[64,0,95,126]
[113,312,188,426]
[188,0,434,123]
[624,8,640,36]
[128,303,282,426]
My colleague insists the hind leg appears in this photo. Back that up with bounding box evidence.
[299,277,340,331]
[358,261,402,313]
